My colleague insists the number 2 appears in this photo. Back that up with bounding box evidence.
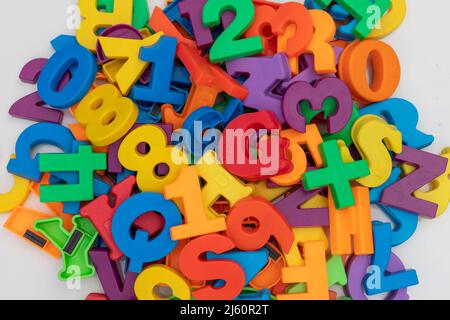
[202,0,263,64]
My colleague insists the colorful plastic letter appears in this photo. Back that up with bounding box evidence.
[34,215,98,281]
[275,186,329,227]
[351,115,402,187]
[381,146,448,218]
[7,123,75,182]
[111,192,182,272]
[77,0,133,51]
[277,241,329,300]
[195,151,253,219]
[329,186,374,255]
[178,234,246,300]
[304,10,337,74]
[80,176,136,260]
[403,148,450,217]
[90,248,138,300]
[283,227,328,268]
[365,222,418,295]
[346,254,409,300]
[370,168,418,246]
[134,264,191,300]
[359,98,434,149]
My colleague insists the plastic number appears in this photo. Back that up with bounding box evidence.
[37,35,97,110]
[202,0,263,63]
[282,78,353,134]
[131,36,186,106]
[75,84,138,147]
[270,125,324,187]
[118,125,187,193]
[338,40,401,104]
[9,58,64,124]
[7,123,75,182]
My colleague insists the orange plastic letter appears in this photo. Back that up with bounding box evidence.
[304,10,337,74]
[328,186,374,255]
[277,241,329,300]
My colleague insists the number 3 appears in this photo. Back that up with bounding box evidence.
[203,0,263,64]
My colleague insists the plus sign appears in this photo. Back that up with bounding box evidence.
[303,140,369,209]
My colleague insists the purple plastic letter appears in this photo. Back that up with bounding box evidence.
[345,254,409,300]
[380,146,448,218]
[89,248,138,300]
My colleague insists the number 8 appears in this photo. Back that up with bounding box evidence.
[75,84,138,147]
[118,125,188,193]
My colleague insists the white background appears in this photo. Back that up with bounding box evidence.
[0,0,448,299]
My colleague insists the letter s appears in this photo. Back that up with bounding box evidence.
[178,234,245,300]
[351,115,402,187]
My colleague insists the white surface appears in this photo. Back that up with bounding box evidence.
[0,0,448,300]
